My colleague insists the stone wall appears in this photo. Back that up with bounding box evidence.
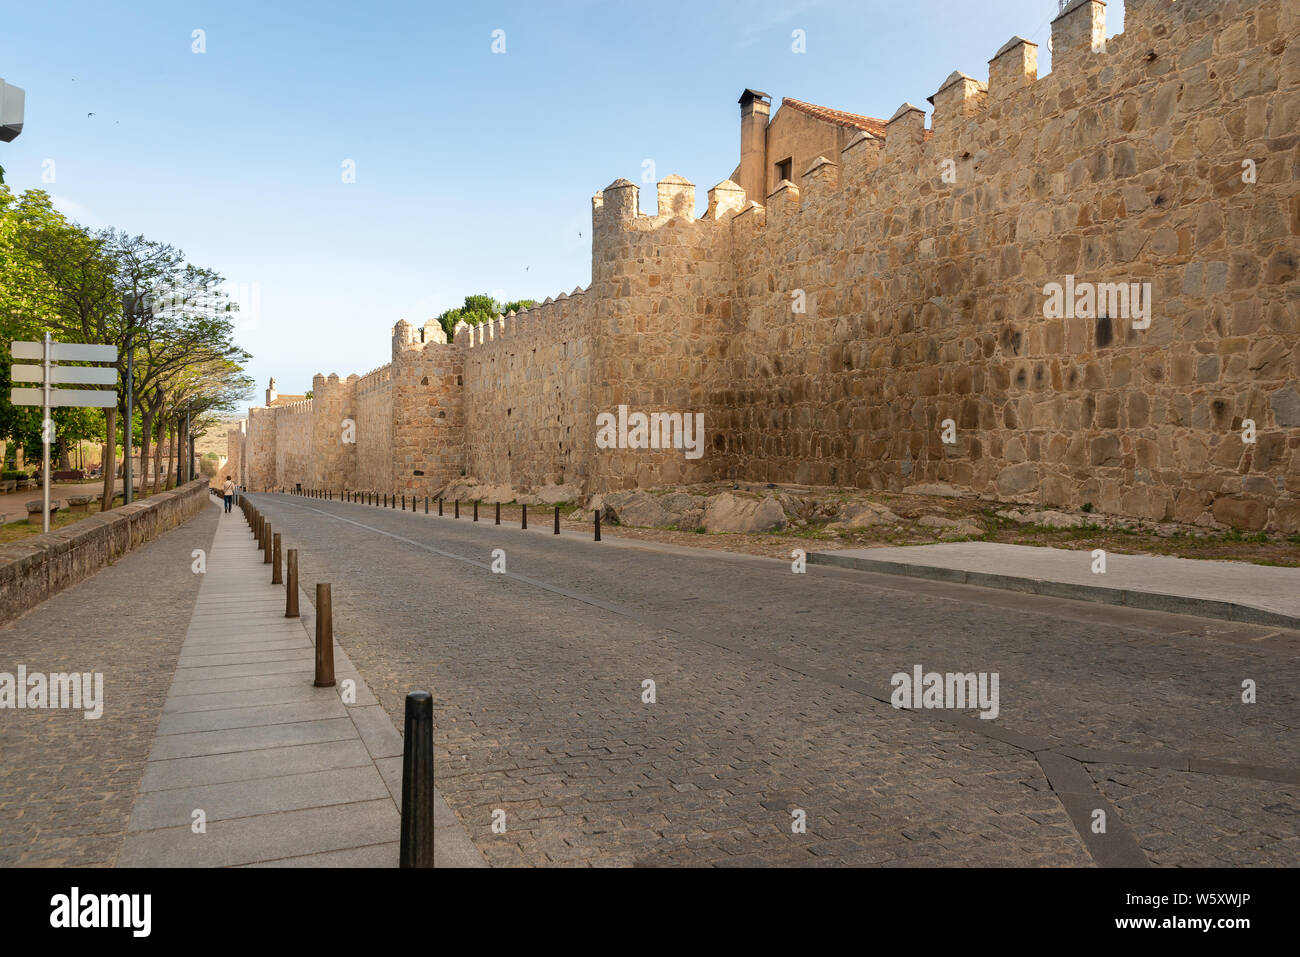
[237,0,1300,530]
[354,364,394,492]
[714,0,1299,530]
[462,293,589,489]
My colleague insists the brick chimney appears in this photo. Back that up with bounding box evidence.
[738,89,771,207]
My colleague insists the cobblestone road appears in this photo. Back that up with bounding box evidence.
[0,501,219,866]
[240,495,1300,866]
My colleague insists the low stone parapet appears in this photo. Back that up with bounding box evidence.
[0,478,210,624]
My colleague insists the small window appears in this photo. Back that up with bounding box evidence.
[775,157,792,183]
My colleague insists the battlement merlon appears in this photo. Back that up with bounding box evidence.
[656,174,695,218]
[391,317,449,361]
[802,156,840,196]
[885,103,927,161]
[1052,0,1107,73]
[707,180,746,220]
[929,71,988,141]
[988,37,1038,100]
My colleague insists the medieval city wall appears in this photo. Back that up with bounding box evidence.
[235,0,1300,530]
[716,0,1299,529]
[460,293,592,489]
[354,363,394,492]
[587,176,741,491]
[391,320,465,492]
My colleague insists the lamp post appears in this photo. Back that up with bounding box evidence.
[120,293,149,504]
[0,78,24,143]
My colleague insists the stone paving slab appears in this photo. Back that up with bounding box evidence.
[117,501,485,867]
[0,496,219,866]
[140,739,375,791]
[117,798,401,867]
[809,542,1300,628]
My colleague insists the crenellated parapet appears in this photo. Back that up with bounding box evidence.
[246,0,1297,528]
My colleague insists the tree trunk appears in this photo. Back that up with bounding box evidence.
[139,410,152,497]
[101,407,117,510]
[174,415,184,486]
[148,416,161,491]
[162,420,174,490]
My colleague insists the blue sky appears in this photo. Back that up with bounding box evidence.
[1,0,1124,411]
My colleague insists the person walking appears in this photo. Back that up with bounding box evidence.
[222,476,235,513]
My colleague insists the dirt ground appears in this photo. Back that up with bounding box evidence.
[0,482,174,544]
[565,485,1300,568]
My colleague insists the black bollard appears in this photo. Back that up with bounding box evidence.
[425,496,429,514]
[495,502,500,525]
[521,503,527,530]
[595,509,601,541]
[554,505,560,535]
[403,494,406,511]
[474,500,478,522]
[314,584,335,688]
[438,497,443,516]
[399,691,435,868]
[454,499,459,519]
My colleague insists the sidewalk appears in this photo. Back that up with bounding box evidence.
[117,499,484,867]
[809,542,1300,629]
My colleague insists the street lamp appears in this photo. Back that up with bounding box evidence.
[0,78,24,142]
[120,292,152,504]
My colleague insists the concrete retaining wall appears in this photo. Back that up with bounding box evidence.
[0,478,212,624]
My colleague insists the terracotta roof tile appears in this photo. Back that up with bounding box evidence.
[780,97,888,138]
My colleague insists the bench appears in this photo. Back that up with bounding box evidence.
[26,499,62,525]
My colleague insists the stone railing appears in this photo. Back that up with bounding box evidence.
[0,478,211,624]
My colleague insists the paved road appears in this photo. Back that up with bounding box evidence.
[246,492,1300,867]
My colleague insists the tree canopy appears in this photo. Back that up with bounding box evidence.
[0,185,253,498]
[435,294,537,341]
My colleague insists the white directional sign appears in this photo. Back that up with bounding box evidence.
[7,337,120,533]
[9,387,118,408]
[11,341,118,363]
[11,364,119,385]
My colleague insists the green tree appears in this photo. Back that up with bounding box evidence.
[0,186,252,504]
[0,187,118,486]
[435,294,538,341]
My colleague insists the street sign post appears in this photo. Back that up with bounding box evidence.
[9,336,118,532]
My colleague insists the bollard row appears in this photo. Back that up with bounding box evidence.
[279,482,605,542]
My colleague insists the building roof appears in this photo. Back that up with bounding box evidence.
[780,97,888,138]
[268,394,306,407]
